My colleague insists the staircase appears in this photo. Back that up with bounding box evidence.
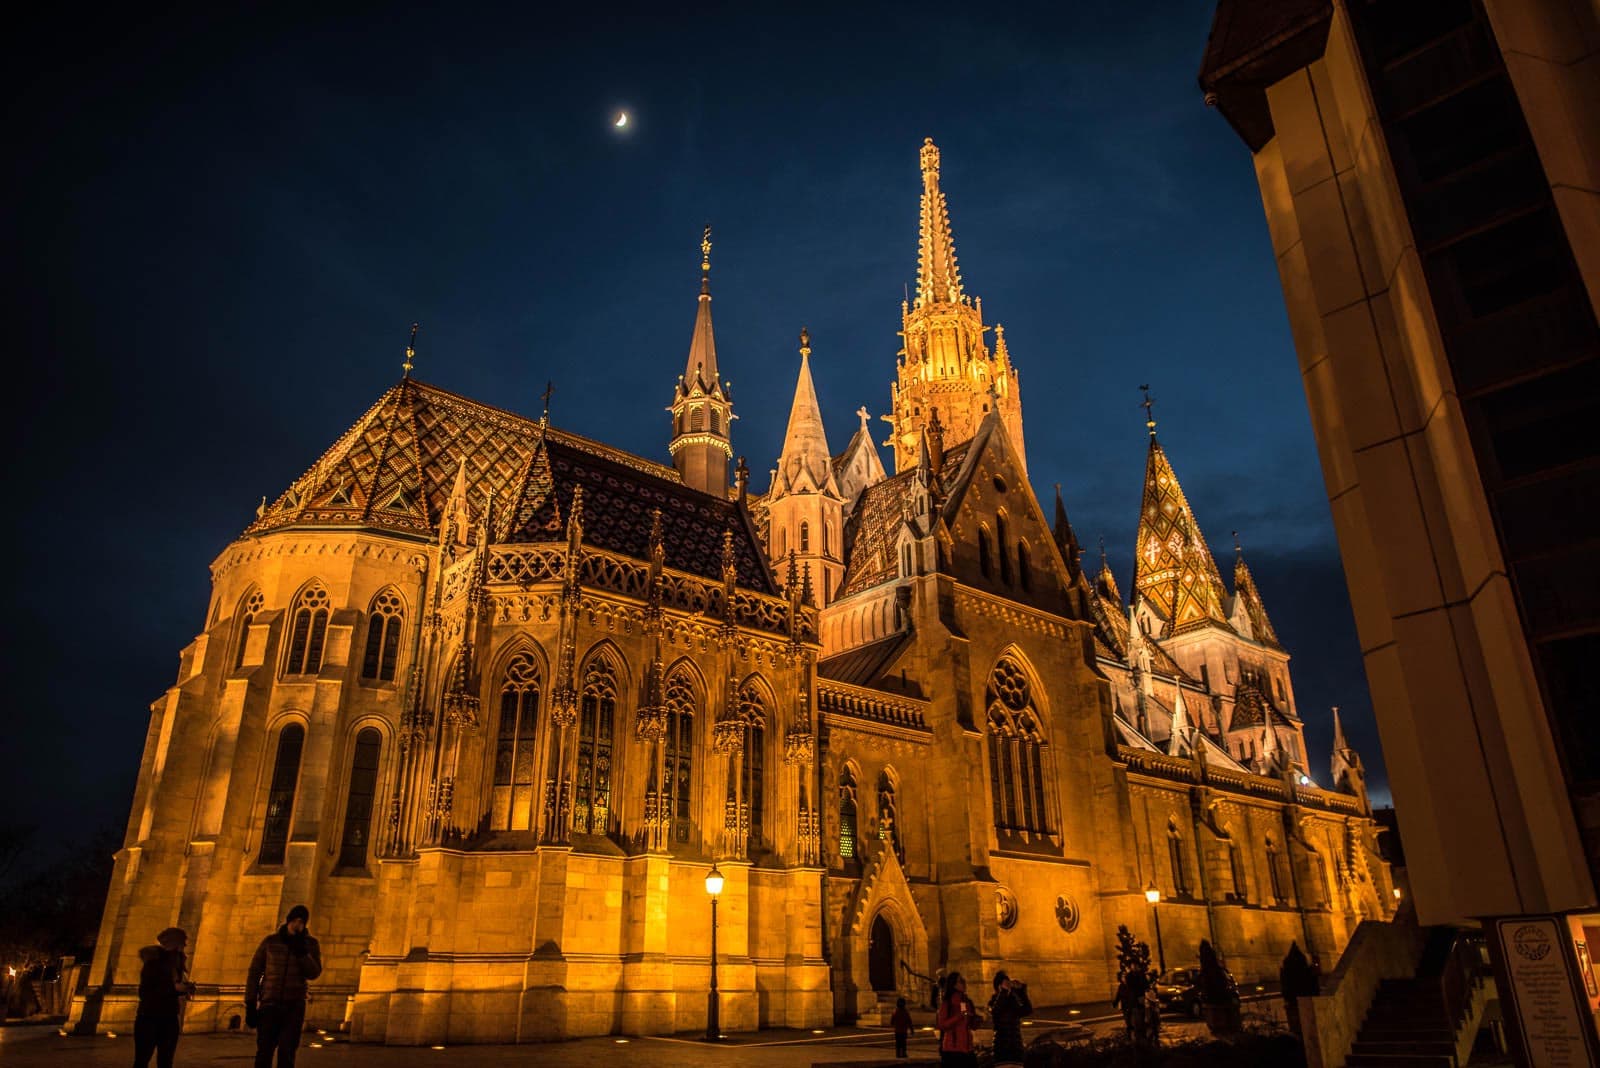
[1345,977,1458,1067]
[1342,928,1491,1068]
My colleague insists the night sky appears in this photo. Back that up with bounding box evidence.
[7,3,1390,868]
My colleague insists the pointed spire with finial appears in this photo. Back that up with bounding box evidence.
[1230,531,1282,647]
[915,138,963,308]
[1140,383,1156,439]
[540,380,554,428]
[770,327,839,499]
[668,225,734,495]
[1168,685,1193,757]
[685,225,719,388]
[1095,535,1121,603]
[403,323,419,378]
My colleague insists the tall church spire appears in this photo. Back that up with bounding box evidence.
[1132,402,1231,634]
[886,139,1025,475]
[668,226,733,496]
[916,138,963,308]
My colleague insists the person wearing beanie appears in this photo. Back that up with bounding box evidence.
[134,926,195,1067]
[245,905,322,1068]
[987,969,1032,1068]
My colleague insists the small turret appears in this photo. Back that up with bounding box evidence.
[765,328,845,604]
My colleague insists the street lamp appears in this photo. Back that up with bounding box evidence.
[1144,884,1166,975]
[705,864,724,1042]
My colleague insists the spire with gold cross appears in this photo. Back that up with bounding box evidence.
[668,225,734,496]
[1131,386,1232,635]
[885,138,1025,475]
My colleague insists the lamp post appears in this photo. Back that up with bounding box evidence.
[705,864,724,1042]
[1145,884,1166,975]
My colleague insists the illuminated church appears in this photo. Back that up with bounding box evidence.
[72,139,1394,1043]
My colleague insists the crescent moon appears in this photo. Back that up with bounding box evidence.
[614,112,629,129]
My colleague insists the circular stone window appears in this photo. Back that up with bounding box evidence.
[995,887,1019,930]
[993,475,1008,493]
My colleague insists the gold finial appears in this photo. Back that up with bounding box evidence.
[1233,530,1242,557]
[1139,384,1156,438]
[403,322,419,378]
[798,327,811,359]
[701,225,712,275]
[920,136,940,179]
[540,379,554,426]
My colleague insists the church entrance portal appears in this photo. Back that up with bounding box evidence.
[868,913,896,992]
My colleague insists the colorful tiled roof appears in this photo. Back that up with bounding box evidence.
[838,440,974,597]
[246,378,776,593]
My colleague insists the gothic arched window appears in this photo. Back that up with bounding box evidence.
[737,681,768,848]
[1017,541,1031,592]
[900,543,912,577]
[997,513,1012,585]
[284,585,330,676]
[800,521,811,553]
[978,526,993,579]
[711,408,722,434]
[838,764,858,860]
[575,655,618,835]
[492,652,541,831]
[663,669,697,845]
[338,728,382,868]
[361,590,405,682]
[691,406,705,432]
[258,723,305,866]
[234,589,264,671]
[986,658,1052,837]
[1168,821,1190,897]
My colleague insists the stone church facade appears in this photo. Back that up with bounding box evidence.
[72,139,1394,1044]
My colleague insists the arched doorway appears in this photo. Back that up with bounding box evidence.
[868,913,897,992]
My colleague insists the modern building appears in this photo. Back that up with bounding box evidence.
[71,140,1393,1044]
[1200,0,1600,1058]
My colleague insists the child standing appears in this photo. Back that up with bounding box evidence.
[891,995,913,1058]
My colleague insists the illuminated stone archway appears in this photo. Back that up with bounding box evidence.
[846,846,929,1021]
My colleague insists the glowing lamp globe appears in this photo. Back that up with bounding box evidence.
[1144,887,1161,905]
[705,865,724,898]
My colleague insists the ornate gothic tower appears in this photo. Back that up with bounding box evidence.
[884,138,1024,474]
[765,329,846,604]
[668,227,734,496]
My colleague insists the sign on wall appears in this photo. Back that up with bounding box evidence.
[1489,916,1599,1068]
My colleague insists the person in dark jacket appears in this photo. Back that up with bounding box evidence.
[890,995,913,1058]
[135,927,195,1068]
[245,905,322,1068]
[987,970,1033,1068]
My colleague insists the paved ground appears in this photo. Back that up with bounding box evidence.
[0,1001,1283,1066]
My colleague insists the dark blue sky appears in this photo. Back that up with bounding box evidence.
[7,2,1389,860]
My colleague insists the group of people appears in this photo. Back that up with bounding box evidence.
[131,904,321,1068]
[896,968,1032,1068]
[1111,966,1164,1043]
